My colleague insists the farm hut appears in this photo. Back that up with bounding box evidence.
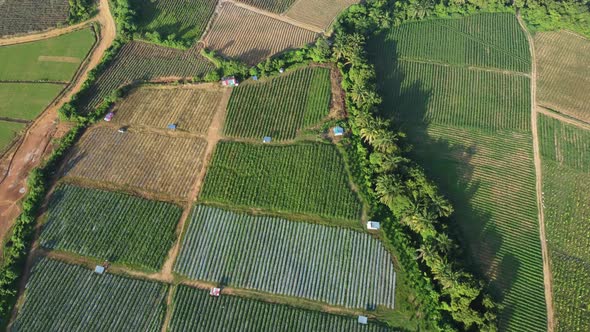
[221,76,238,87]
[367,221,381,230]
[210,287,221,297]
[263,136,272,143]
[252,75,258,81]
[333,126,344,136]
[358,316,368,325]
[279,68,285,73]
[167,123,177,130]
[94,265,105,274]
[103,112,115,122]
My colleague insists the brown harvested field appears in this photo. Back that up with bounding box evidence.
[112,84,223,135]
[205,2,318,65]
[535,31,590,122]
[63,126,207,199]
[285,0,359,31]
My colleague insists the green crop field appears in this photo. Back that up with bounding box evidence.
[175,206,396,308]
[225,67,331,141]
[0,0,69,37]
[40,185,182,271]
[13,258,167,331]
[170,285,390,331]
[0,120,25,153]
[369,13,547,331]
[0,28,95,81]
[236,0,296,13]
[0,83,64,120]
[200,141,362,222]
[131,0,217,44]
[538,114,590,331]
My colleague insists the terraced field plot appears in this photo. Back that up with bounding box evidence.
[225,67,331,140]
[0,83,64,120]
[205,2,318,65]
[0,120,25,153]
[235,0,296,13]
[175,206,396,309]
[0,0,69,37]
[13,258,167,331]
[538,115,590,331]
[112,85,223,134]
[285,0,359,31]
[64,126,207,199]
[170,285,390,331]
[535,31,590,122]
[0,28,96,81]
[40,184,182,271]
[200,142,362,222]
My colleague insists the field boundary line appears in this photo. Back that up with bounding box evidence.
[537,106,590,131]
[517,13,555,332]
[398,57,531,78]
[0,20,93,47]
[0,80,68,85]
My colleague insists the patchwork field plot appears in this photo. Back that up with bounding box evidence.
[235,0,296,13]
[205,3,318,65]
[0,83,64,120]
[40,184,182,271]
[0,0,69,37]
[0,28,96,81]
[112,85,223,134]
[225,67,331,140]
[538,115,590,331]
[376,13,530,72]
[0,120,25,153]
[81,41,214,113]
[131,0,217,44]
[175,206,396,309]
[13,258,167,331]
[200,142,362,221]
[285,0,359,31]
[170,285,390,331]
[64,126,207,199]
[535,31,590,122]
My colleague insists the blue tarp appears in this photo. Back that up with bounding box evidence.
[333,126,344,136]
[263,136,272,143]
[168,124,177,130]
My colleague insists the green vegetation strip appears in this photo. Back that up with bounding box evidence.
[13,258,167,331]
[170,285,390,331]
[0,28,95,81]
[0,83,64,120]
[225,67,331,141]
[40,185,182,271]
[175,206,396,309]
[0,120,25,153]
[200,141,362,222]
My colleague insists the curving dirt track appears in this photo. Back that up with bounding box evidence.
[0,0,116,246]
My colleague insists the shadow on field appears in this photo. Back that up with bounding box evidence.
[367,35,520,320]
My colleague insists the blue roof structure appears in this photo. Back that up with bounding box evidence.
[94,265,105,274]
[263,136,272,143]
[333,126,344,136]
[167,124,177,130]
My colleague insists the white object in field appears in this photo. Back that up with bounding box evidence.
[94,265,105,274]
[279,68,284,73]
[366,221,380,230]
[221,76,238,87]
[263,136,272,143]
[210,287,221,297]
[358,316,368,325]
[332,126,344,136]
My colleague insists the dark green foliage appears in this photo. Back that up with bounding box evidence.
[521,0,590,38]
[68,0,95,24]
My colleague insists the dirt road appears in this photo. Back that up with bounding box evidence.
[517,14,555,332]
[538,106,590,131]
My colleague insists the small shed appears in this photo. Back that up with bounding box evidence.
[367,221,381,230]
[210,287,221,297]
[358,316,368,325]
[104,112,114,122]
[167,123,177,130]
[263,136,272,143]
[279,68,285,73]
[94,265,105,274]
[333,126,344,136]
[252,75,258,81]
[221,76,238,87]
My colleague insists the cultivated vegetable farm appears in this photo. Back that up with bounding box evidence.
[0,0,69,37]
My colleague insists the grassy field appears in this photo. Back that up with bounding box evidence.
[538,115,590,331]
[200,141,362,222]
[40,184,182,271]
[369,13,547,331]
[0,28,95,81]
[64,126,207,199]
[0,83,64,120]
[535,31,590,122]
[0,0,69,37]
[112,85,223,134]
[0,120,25,153]
[13,258,167,331]
[175,206,395,308]
[205,3,318,65]
[236,0,296,13]
[225,67,331,140]
[131,0,217,45]
[170,285,390,331]
[285,0,359,30]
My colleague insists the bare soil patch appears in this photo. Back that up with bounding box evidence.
[37,55,80,63]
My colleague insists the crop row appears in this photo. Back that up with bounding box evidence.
[225,67,331,140]
[285,0,359,30]
[538,113,590,172]
[200,141,362,221]
[40,184,182,271]
[170,285,391,331]
[13,258,167,331]
[0,0,69,37]
[175,206,396,309]
[236,0,296,13]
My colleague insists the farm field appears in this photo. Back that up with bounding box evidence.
[200,141,362,222]
[112,84,223,134]
[12,258,167,331]
[40,184,182,271]
[235,0,296,13]
[131,0,217,44]
[535,31,590,122]
[170,285,390,331]
[205,2,318,65]
[285,0,359,31]
[369,13,547,331]
[225,66,331,140]
[64,126,207,199]
[0,120,25,153]
[175,206,396,309]
[538,114,590,331]
[0,28,96,81]
[0,0,69,37]
[0,83,64,120]
[80,41,214,113]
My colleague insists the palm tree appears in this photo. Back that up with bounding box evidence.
[435,233,456,254]
[415,243,436,263]
[375,175,402,208]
